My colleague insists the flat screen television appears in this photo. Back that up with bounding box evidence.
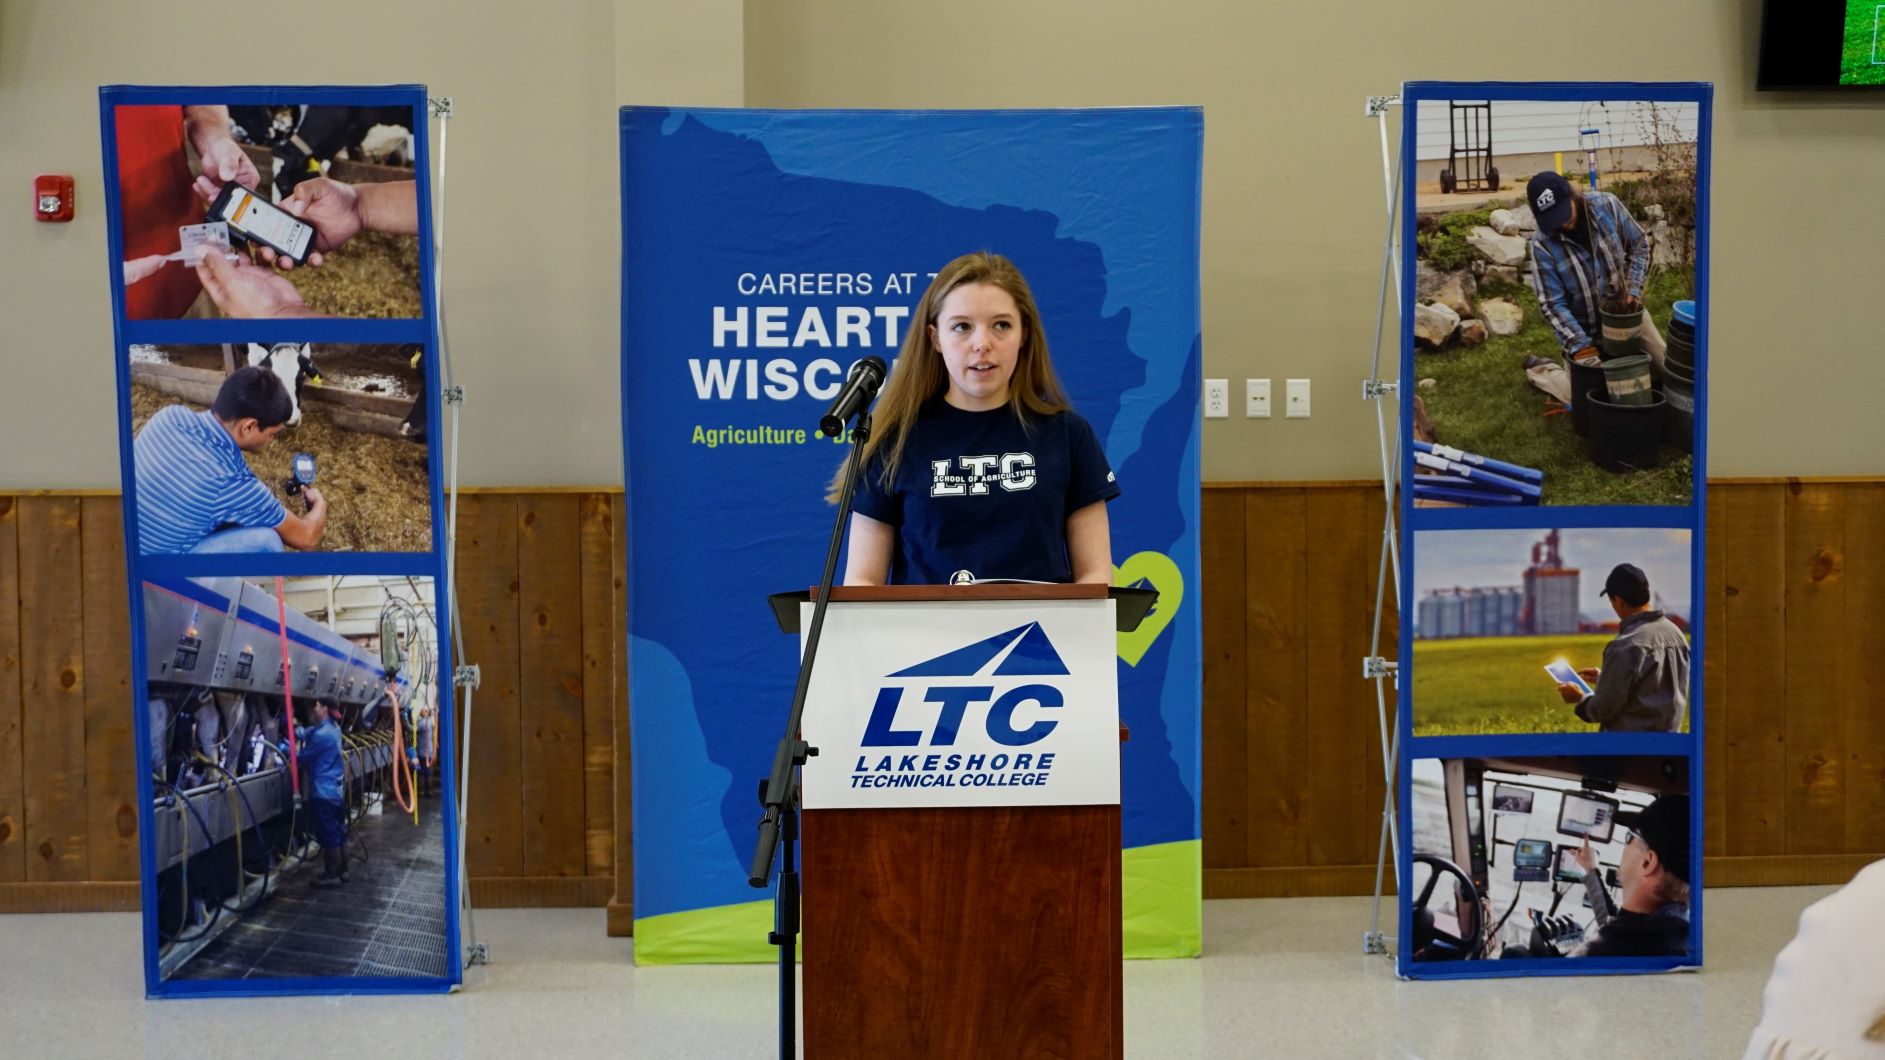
[1759,0,1885,88]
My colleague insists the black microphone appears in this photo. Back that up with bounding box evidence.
[818,356,887,436]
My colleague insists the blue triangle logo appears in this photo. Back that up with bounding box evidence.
[890,622,1070,678]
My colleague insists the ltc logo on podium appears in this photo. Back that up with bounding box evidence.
[800,600,1121,809]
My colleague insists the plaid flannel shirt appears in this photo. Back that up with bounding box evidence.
[1528,190,1651,355]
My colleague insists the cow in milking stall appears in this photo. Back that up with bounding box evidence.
[246,343,324,427]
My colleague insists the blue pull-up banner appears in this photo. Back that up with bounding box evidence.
[1397,82,1711,979]
[101,85,459,998]
[620,107,1204,962]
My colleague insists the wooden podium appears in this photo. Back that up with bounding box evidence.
[774,584,1149,1059]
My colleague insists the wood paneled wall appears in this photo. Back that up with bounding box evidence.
[1,483,1881,918]
[0,492,624,914]
[1200,479,1885,898]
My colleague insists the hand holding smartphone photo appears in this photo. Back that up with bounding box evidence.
[207,183,316,264]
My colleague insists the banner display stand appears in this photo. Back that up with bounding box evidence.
[100,84,467,997]
[1374,82,1712,978]
[620,107,1206,964]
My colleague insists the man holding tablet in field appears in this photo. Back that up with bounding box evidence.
[1555,563,1689,732]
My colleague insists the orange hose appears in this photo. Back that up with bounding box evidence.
[388,686,416,816]
[276,578,299,793]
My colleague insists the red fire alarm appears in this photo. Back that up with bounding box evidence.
[34,175,74,222]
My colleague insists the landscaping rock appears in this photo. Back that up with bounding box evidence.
[1488,207,1537,236]
[1467,226,1530,266]
[1416,259,1470,302]
[1413,395,1438,444]
[1649,217,1684,269]
[1478,297,1525,336]
[1431,274,1476,320]
[1458,319,1489,347]
[1483,265,1520,288]
[1414,302,1461,348]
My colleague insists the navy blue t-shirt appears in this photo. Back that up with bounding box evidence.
[852,399,1120,584]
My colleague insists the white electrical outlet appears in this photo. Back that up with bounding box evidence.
[1246,378,1271,418]
[1286,378,1311,418]
[1204,378,1230,419]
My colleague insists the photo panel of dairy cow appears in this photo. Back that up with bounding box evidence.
[142,574,447,983]
[1407,94,1705,507]
[112,100,424,321]
[128,343,432,555]
[1407,754,1693,969]
[1411,527,1692,737]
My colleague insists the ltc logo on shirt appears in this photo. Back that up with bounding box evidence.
[930,453,1036,497]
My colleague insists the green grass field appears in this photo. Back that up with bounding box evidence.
[1843,3,1885,85]
[1413,634,1618,736]
[1414,268,1694,507]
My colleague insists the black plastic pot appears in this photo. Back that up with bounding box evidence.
[1599,301,1644,361]
[1665,332,1695,373]
[1662,361,1695,452]
[1585,388,1667,472]
[1569,356,1606,437]
[1603,354,1655,406]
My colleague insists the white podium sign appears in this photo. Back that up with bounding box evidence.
[798,599,1121,809]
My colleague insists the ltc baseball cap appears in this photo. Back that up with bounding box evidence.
[1527,171,1575,231]
[1616,794,1690,884]
[1600,563,1651,607]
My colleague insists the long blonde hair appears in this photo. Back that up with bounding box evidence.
[827,252,1070,502]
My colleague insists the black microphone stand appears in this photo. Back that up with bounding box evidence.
[749,409,873,1059]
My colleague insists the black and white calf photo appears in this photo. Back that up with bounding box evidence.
[128,343,433,554]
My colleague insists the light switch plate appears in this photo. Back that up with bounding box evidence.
[1286,378,1311,418]
[1246,378,1270,418]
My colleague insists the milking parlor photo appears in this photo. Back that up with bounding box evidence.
[1407,96,1702,508]
[129,343,432,554]
[113,101,423,320]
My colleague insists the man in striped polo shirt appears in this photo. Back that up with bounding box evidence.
[133,366,328,554]
[1525,171,1667,373]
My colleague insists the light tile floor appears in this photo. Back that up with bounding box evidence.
[0,886,1824,1058]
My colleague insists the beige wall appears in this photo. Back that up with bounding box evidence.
[2,0,1880,488]
[0,0,737,490]
[745,0,1885,481]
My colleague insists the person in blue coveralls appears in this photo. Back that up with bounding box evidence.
[290,700,349,888]
[841,252,1119,586]
[132,366,328,554]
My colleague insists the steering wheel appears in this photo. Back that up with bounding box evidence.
[1411,854,1485,960]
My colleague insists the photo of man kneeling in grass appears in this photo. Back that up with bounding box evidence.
[1409,97,1703,508]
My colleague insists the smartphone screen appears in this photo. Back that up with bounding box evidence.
[214,186,315,262]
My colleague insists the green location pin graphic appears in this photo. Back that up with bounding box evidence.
[1113,551,1183,666]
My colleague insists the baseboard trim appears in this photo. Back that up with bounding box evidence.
[0,881,140,913]
[1,857,1873,917]
[606,898,635,937]
[468,876,614,907]
[1204,853,1881,899]
[0,876,615,914]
